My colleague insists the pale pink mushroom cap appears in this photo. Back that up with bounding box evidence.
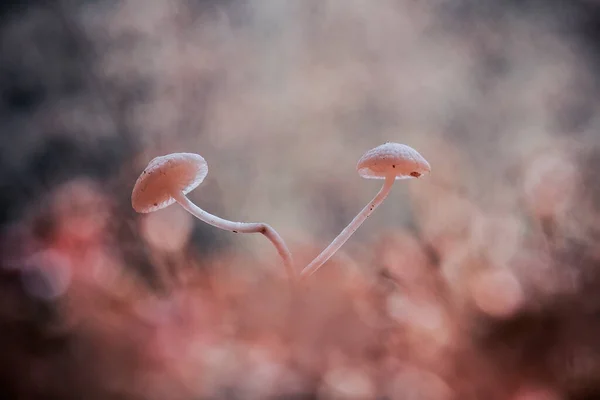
[132,153,208,213]
[357,142,431,180]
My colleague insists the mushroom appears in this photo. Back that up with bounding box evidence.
[300,142,431,278]
[132,153,294,279]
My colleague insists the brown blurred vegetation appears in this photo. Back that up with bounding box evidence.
[1,0,600,399]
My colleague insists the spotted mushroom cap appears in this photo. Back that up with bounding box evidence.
[356,142,431,180]
[132,153,208,213]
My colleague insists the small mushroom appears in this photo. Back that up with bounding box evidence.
[132,153,294,279]
[300,142,431,278]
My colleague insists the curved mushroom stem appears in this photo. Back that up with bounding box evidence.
[172,191,295,280]
[300,174,396,279]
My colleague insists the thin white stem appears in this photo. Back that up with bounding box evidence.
[172,191,295,280]
[300,174,395,279]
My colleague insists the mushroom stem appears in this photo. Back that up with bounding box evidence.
[172,191,295,279]
[300,174,396,278]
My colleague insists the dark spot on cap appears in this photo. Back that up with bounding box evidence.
[410,171,421,177]
[154,202,158,206]
[392,165,396,168]
[233,230,238,233]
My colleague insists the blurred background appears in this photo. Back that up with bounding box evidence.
[1,0,600,399]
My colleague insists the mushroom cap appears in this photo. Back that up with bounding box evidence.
[132,153,208,213]
[357,142,431,180]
